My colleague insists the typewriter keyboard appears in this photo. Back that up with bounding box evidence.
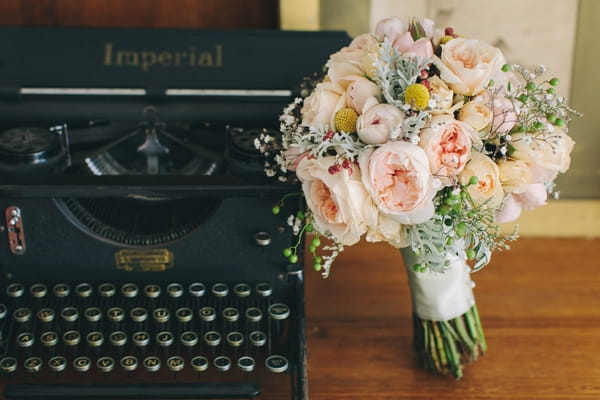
[0,281,295,399]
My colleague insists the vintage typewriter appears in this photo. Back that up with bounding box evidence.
[0,26,349,399]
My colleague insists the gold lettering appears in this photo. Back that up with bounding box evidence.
[197,51,213,66]
[141,51,157,72]
[158,52,173,66]
[104,42,113,65]
[116,51,139,67]
[216,44,223,66]
[104,44,223,70]
[146,358,158,366]
[189,46,196,66]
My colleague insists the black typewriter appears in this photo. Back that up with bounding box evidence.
[0,26,349,399]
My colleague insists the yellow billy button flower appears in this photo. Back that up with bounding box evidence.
[404,83,430,110]
[440,35,454,45]
[334,108,358,133]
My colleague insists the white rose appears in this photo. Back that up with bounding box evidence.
[434,38,505,96]
[458,152,504,208]
[365,213,409,248]
[356,102,405,144]
[428,75,454,114]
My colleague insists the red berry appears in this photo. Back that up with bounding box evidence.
[324,130,335,140]
[328,164,341,174]
[445,27,454,36]
[420,79,431,90]
[420,69,429,79]
[341,160,351,169]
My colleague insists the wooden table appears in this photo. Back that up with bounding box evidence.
[304,238,600,400]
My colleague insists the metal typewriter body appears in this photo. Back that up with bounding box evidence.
[0,26,350,399]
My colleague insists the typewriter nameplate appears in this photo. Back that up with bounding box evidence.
[114,249,174,272]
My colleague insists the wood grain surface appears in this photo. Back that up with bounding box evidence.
[304,238,600,400]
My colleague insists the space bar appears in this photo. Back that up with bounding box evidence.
[5,382,261,399]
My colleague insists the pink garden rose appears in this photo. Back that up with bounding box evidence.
[359,141,437,224]
[356,100,405,144]
[496,183,548,223]
[346,76,381,113]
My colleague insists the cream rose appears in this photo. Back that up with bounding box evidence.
[356,101,405,144]
[419,115,474,185]
[365,213,409,248]
[459,152,504,208]
[359,141,437,224]
[434,38,505,96]
[428,76,454,114]
[511,130,575,176]
[301,82,346,129]
[346,77,381,114]
[497,159,532,194]
[296,157,377,246]
[459,101,493,132]
[328,33,379,78]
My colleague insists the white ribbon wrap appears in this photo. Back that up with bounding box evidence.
[402,248,475,321]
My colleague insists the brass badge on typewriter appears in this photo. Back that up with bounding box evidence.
[114,249,174,272]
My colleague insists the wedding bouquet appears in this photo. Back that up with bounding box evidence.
[255,16,578,378]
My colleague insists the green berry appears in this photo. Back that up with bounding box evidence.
[456,222,467,237]
[555,118,565,127]
[546,114,557,123]
[271,205,281,215]
[546,87,556,95]
[439,206,450,216]
[289,254,299,264]
[313,263,322,272]
[446,237,454,245]
[516,125,526,133]
[283,248,292,258]
[469,176,479,186]
[311,237,321,247]
[314,256,322,264]
[466,248,476,260]
[296,210,305,220]
[526,82,536,90]
[501,64,511,72]
[517,94,528,103]
[549,77,560,86]
[412,263,422,272]
[533,121,544,130]
[308,244,317,253]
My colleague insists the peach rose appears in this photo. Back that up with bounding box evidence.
[296,157,377,246]
[428,76,454,114]
[434,38,505,96]
[359,141,437,224]
[458,152,504,208]
[419,115,474,185]
[346,77,381,114]
[511,130,575,176]
[497,159,532,194]
[328,33,379,78]
[301,82,346,129]
[459,101,493,132]
[356,101,405,144]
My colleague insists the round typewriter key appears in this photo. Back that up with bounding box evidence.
[73,356,91,373]
[75,283,93,298]
[84,307,102,322]
[63,330,81,346]
[98,283,116,298]
[222,307,240,322]
[226,331,244,347]
[97,356,115,373]
[255,282,272,297]
[156,331,174,347]
[265,355,289,373]
[0,357,17,373]
[0,304,6,319]
[237,356,255,372]
[254,231,271,246]
[191,356,208,372]
[48,356,67,372]
[86,331,104,347]
[180,331,198,347]
[24,357,42,373]
[188,282,206,297]
[16,332,34,348]
[121,283,139,298]
[53,283,70,298]
[13,307,31,323]
[133,331,150,347]
[153,308,170,323]
[144,284,161,298]
[166,283,183,298]
[213,356,231,372]
[268,303,290,320]
[211,283,229,297]
[30,283,47,298]
[199,306,216,322]
[130,307,148,323]
[110,331,127,347]
[167,356,185,372]
[107,307,125,323]
[120,356,138,372]
[234,283,251,298]
[203,331,221,347]
[245,307,263,323]
[143,356,161,372]
[249,331,267,347]
[37,307,55,323]
[61,307,79,322]
[40,331,58,347]
[6,283,24,298]
[176,307,193,323]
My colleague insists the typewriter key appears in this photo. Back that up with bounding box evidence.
[121,283,139,298]
[255,282,272,297]
[237,356,255,372]
[130,307,148,323]
[63,330,81,346]
[84,307,102,322]
[97,356,115,373]
[204,331,221,347]
[234,283,251,298]
[175,307,193,323]
[0,304,6,319]
[268,303,290,320]
[98,283,116,298]
[143,356,161,372]
[153,308,170,323]
[6,283,24,298]
[30,283,47,298]
[73,356,91,373]
[48,356,67,372]
[199,306,216,322]
[52,283,70,298]
[223,307,240,322]
[213,356,231,372]
[144,284,161,298]
[133,331,150,347]
[13,307,31,323]
[120,356,138,372]
[41,331,58,347]
[245,307,263,323]
[24,357,42,373]
[86,331,104,347]
[212,283,229,297]
[190,356,208,372]
[0,357,17,373]
[254,231,271,246]
[75,283,93,298]
[265,355,289,373]
[16,332,34,348]
[167,356,185,372]
[107,307,125,323]
[180,331,198,347]
[188,282,206,297]
[249,331,267,347]
[37,307,55,323]
[226,331,244,347]
[156,331,174,347]
[110,331,128,347]
[166,283,183,298]
[61,307,79,322]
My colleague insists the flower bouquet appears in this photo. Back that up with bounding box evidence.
[256,16,578,378]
